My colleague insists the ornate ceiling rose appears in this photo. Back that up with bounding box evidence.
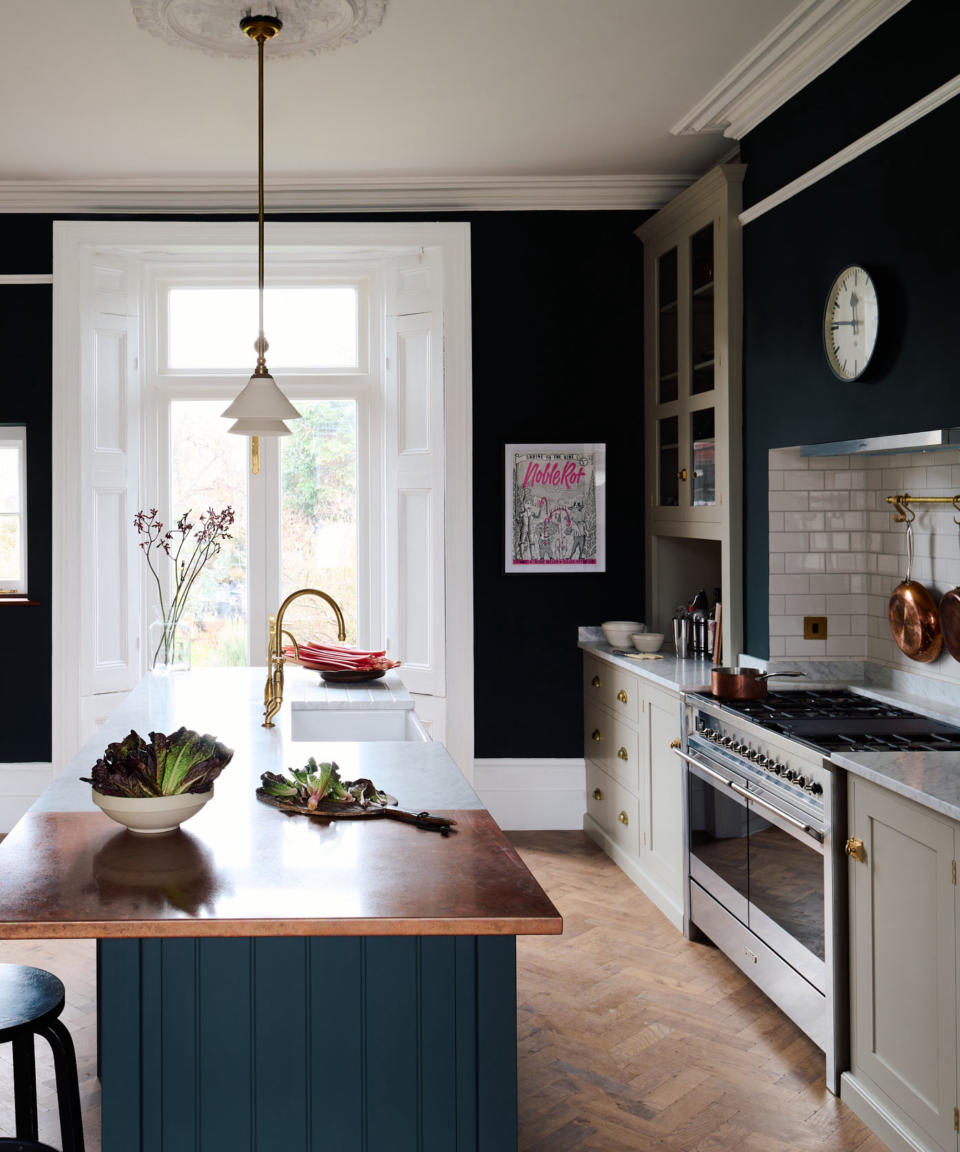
[131,0,387,59]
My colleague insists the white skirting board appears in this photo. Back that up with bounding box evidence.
[0,763,53,833]
[472,758,586,830]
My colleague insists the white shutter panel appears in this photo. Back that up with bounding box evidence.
[78,253,141,733]
[384,251,445,698]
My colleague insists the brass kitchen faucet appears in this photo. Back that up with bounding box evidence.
[263,588,346,727]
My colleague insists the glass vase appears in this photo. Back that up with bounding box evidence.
[149,615,192,673]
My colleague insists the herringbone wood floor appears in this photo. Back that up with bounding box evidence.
[510,832,884,1152]
[0,830,885,1150]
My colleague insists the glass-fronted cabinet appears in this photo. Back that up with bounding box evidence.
[637,164,744,662]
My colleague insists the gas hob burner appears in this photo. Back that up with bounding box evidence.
[705,689,960,754]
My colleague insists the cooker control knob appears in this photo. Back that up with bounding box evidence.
[747,749,761,761]
[785,768,798,781]
[809,782,823,796]
[702,729,715,739]
[773,762,787,775]
[795,775,809,789]
[722,737,734,747]
[761,757,775,769]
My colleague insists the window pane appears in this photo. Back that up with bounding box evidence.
[0,514,20,580]
[281,400,358,647]
[0,444,20,513]
[170,401,248,666]
[168,287,358,371]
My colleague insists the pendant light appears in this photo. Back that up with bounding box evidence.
[222,12,300,475]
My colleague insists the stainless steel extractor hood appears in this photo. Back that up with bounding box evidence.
[801,429,960,456]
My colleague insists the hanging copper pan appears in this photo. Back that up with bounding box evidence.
[939,514,960,663]
[889,521,942,662]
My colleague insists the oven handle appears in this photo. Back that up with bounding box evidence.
[673,747,824,845]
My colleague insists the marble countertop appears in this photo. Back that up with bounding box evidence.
[288,668,414,711]
[578,638,714,694]
[829,750,960,823]
[0,668,560,940]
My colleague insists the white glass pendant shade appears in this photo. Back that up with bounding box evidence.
[221,370,301,425]
[226,417,292,436]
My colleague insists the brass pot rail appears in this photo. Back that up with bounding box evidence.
[887,494,960,525]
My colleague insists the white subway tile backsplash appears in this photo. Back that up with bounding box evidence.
[768,443,960,690]
[784,470,824,491]
[785,552,825,573]
[770,575,809,595]
[809,491,851,511]
[785,594,826,615]
[769,491,811,511]
[784,511,824,531]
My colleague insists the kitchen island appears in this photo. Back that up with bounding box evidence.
[0,668,561,1152]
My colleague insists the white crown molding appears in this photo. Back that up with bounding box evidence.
[672,0,911,140]
[740,72,960,225]
[0,174,696,215]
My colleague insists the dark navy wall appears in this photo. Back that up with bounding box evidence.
[0,210,646,763]
[739,0,960,658]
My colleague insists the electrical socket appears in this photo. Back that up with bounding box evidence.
[804,616,828,640]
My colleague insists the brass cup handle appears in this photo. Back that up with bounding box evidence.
[591,675,601,688]
[617,747,629,761]
[616,689,628,704]
[592,729,602,742]
[669,738,682,750]
[845,836,866,862]
[677,468,688,481]
[593,788,603,801]
[618,810,629,825]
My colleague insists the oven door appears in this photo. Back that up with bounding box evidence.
[684,749,827,992]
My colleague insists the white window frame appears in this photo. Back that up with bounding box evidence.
[0,425,27,594]
[53,220,473,779]
[143,260,381,666]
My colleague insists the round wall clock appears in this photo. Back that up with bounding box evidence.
[822,264,879,381]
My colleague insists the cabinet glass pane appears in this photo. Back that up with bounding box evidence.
[691,408,715,507]
[690,224,715,395]
[658,249,678,403]
[659,415,679,507]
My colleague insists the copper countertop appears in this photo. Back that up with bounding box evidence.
[0,669,561,940]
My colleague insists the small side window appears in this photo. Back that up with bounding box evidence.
[0,426,27,594]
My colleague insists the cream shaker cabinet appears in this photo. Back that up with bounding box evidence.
[844,776,958,1152]
[583,653,684,929]
[635,164,744,662]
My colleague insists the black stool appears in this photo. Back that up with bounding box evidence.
[0,965,85,1152]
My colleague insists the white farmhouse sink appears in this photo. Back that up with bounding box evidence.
[290,707,430,742]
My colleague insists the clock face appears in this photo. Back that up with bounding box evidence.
[823,265,879,380]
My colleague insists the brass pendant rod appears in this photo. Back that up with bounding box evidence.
[257,27,265,364]
[887,493,960,525]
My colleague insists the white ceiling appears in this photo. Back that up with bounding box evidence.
[0,0,894,208]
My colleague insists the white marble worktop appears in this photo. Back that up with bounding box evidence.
[830,750,960,823]
[287,667,414,711]
[578,636,713,695]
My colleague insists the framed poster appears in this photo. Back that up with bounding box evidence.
[505,443,606,573]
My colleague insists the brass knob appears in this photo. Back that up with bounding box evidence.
[845,836,866,863]
[593,788,603,801]
[617,747,628,761]
[670,738,682,749]
[618,810,629,825]
[677,468,688,481]
[616,689,628,704]
[591,675,601,688]
[592,729,602,742]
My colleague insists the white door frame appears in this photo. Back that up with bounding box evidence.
[52,220,474,778]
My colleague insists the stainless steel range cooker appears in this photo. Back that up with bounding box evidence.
[675,689,960,1095]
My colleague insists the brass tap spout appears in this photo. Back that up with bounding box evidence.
[263,588,347,728]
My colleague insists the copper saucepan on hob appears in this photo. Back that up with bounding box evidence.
[939,515,960,663]
[710,667,805,700]
[888,520,942,663]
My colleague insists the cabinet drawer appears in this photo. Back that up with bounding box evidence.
[583,655,639,723]
[587,762,640,857]
[584,701,641,791]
